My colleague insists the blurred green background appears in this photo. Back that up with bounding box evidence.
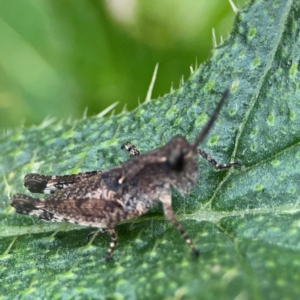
[0,0,247,129]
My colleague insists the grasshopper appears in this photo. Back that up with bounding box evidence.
[11,89,240,261]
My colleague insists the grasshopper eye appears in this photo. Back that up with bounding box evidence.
[167,148,185,172]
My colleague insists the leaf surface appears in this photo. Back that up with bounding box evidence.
[1,1,300,299]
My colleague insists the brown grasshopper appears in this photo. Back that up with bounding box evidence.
[11,89,240,261]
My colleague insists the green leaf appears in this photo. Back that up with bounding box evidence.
[1,0,300,299]
[0,0,245,129]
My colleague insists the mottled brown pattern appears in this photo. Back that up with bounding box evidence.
[24,171,102,194]
[11,89,240,261]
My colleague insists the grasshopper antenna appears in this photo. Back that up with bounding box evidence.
[192,88,230,150]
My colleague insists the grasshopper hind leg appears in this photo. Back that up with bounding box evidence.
[24,171,101,194]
